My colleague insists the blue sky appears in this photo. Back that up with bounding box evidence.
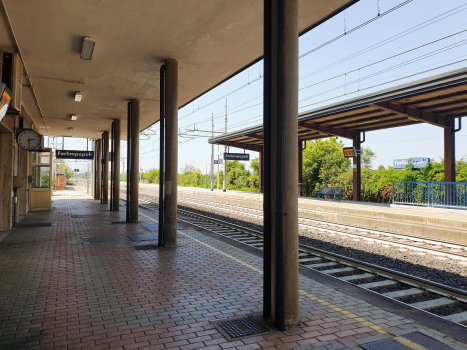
[59,0,467,174]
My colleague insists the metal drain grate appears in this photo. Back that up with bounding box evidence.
[214,317,271,341]
[134,244,158,250]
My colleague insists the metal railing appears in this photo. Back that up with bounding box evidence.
[393,181,467,208]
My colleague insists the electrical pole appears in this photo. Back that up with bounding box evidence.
[210,113,214,191]
[217,145,220,190]
[87,162,90,193]
[223,98,227,192]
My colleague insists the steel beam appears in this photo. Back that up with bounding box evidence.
[298,121,356,139]
[215,140,262,153]
[370,102,449,128]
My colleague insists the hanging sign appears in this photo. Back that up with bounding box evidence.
[224,153,249,161]
[343,147,357,158]
[56,150,94,160]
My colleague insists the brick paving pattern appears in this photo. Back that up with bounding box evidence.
[0,188,466,350]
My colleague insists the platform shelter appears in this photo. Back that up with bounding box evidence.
[209,68,467,200]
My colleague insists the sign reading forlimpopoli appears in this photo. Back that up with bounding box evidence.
[56,150,94,160]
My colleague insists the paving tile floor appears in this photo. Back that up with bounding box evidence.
[0,188,466,350]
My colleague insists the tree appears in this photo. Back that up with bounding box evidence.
[226,160,251,189]
[361,147,376,169]
[143,169,160,183]
[178,164,203,187]
[302,138,351,195]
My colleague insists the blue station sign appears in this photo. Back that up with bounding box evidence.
[56,150,94,160]
[393,158,430,169]
[224,153,250,161]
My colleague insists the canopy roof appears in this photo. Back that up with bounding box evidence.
[209,68,467,152]
[0,0,356,139]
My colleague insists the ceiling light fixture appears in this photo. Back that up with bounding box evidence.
[69,127,74,132]
[80,37,95,60]
[75,92,83,101]
[71,114,77,121]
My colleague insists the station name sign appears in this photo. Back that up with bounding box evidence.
[224,153,250,161]
[393,158,430,169]
[56,150,94,160]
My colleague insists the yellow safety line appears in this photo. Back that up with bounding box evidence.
[138,211,428,350]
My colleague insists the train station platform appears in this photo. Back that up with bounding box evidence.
[1,187,466,350]
[140,184,467,245]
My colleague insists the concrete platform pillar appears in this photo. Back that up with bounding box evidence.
[0,130,13,231]
[353,134,361,201]
[164,58,178,247]
[95,139,102,200]
[128,100,140,223]
[263,0,299,330]
[444,119,455,182]
[112,119,121,211]
[102,131,109,204]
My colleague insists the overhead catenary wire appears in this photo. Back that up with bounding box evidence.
[299,3,467,81]
[298,0,415,59]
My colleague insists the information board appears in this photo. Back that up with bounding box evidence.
[342,147,357,158]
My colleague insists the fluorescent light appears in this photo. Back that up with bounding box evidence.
[69,127,74,132]
[80,37,95,60]
[75,92,82,102]
[71,115,77,121]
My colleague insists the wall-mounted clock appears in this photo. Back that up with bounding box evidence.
[16,129,42,151]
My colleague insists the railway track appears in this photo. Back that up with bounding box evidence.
[137,188,467,261]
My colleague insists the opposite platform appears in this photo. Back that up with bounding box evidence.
[0,188,466,350]
[138,183,467,245]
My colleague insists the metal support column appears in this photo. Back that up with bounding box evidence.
[110,126,114,210]
[298,141,303,182]
[164,58,178,247]
[102,131,109,204]
[112,119,121,211]
[95,139,102,200]
[259,150,263,193]
[353,134,361,201]
[444,118,456,182]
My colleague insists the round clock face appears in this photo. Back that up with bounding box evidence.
[17,129,42,151]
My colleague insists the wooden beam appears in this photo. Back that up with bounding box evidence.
[370,102,449,128]
[298,121,356,139]
[214,140,263,153]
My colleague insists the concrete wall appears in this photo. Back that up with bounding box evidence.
[0,127,13,231]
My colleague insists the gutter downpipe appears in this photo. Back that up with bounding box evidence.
[159,65,166,247]
[454,117,462,133]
